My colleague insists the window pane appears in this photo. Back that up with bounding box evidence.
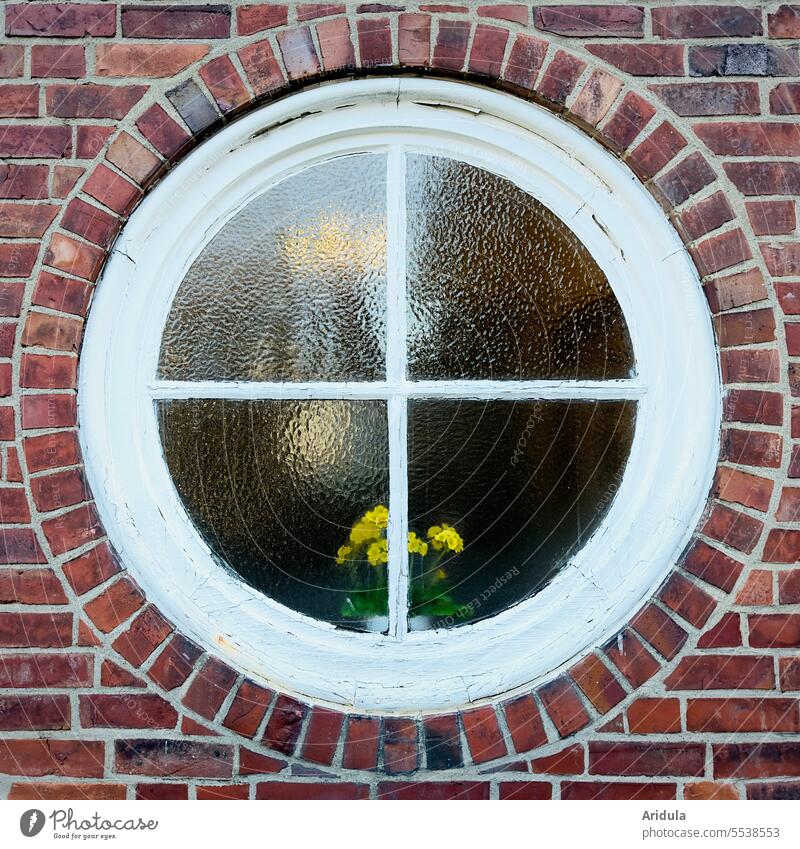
[406,154,634,380]
[157,398,390,632]
[159,154,387,382]
[407,400,635,630]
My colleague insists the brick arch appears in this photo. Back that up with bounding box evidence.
[9,10,791,795]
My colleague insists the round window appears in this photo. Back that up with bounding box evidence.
[80,79,720,710]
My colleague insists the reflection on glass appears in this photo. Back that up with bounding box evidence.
[406,154,634,380]
[158,399,389,631]
[407,400,635,630]
[159,154,387,382]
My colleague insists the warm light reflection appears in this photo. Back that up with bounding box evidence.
[280,213,385,273]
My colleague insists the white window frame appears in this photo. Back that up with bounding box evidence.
[80,78,721,711]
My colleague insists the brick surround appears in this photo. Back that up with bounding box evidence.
[0,1,799,801]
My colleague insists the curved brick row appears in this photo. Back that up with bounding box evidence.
[0,2,798,800]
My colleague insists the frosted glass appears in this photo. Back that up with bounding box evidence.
[407,400,635,630]
[158,399,390,631]
[406,154,634,380]
[159,154,387,382]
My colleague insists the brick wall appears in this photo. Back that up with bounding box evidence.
[0,1,799,801]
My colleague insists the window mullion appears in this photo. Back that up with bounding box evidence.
[386,146,409,640]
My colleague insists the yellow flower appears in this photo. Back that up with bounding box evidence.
[367,538,388,566]
[428,523,464,554]
[350,518,382,546]
[336,544,352,565]
[363,505,389,529]
[407,532,428,556]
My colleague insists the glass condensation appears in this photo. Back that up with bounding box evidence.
[159,154,387,382]
[407,400,635,630]
[405,154,634,380]
[157,399,390,631]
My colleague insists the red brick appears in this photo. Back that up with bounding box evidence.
[659,572,716,628]
[715,466,774,513]
[398,13,431,67]
[111,605,173,668]
[0,84,38,118]
[80,694,178,729]
[750,613,800,647]
[46,84,145,120]
[135,783,189,800]
[10,780,124,799]
[535,5,644,37]
[44,233,104,281]
[0,568,67,604]
[147,634,202,691]
[498,781,552,799]
[628,121,687,180]
[31,45,85,79]
[721,348,780,385]
[653,6,762,38]
[135,104,189,159]
[530,744,584,774]
[747,781,800,800]
[238,747,286,775]
[378,781,489,800]
[196,784,248,800]
[0,488,30,523]
[301,706,344,765]
[0,45,24,78]
[771,82,800,114]
[298,3,344,21]
[690,44,799,77]
[737,570,773,604]
[0,611,71,648]
[762,243,800,278]
[384,717,418,774]
[537,676,590,738]
[256,782,368,799]
[655,82,760,119]
[0,739,103,778]
[698,122,800,158]
[84,164,141,215]
[627,698,681,734]
[0,242,37,277]
[781,657,800,691]
[276,27,320,80]
[121,5,231,39]
[263,694,308,756]
[31,469,89,514]
[715,743,800,779]
[655,152,716,207]
[115,739,233,778]
[84,577,144,633]
[77,125,115,161]
[587,44,684,77]
[0,165,48,199]
[0,695,70,731]
[462,706,507,764]
[679,191,735,242]
[182,656,238,721]
[569,653,626,714]
[423,713,463,770]
[357,17,392,67]
[602,92,656,150]
[688,698,799,733]
[693,228,752,276]
[503,32,547,91]
[779,569,800,603]
[702,503,764,553]
[685,781,740,800]
[238,39,285,96]
[316,18,356,72]
[604,628,660,686]
[502,693,547,753]
[469,24,508,78]
[101,659,144,688]
[723,428,782,468]
[0,203,58,239]
[23,430,79,473]
[343,716,380,770]
[770,5,800,37]
[96,43,209,78]
[477,4,528,24]
[562,781,676,800]
[42,502,103,555]
[590,741,705,777]
[682,540,744,593]
[570,69,622,127]
[61,543,119,596]
[776,488,800,524]
[666,654,774,690]
[0,652,92,688]
[537,50,586,104]
[222,679,273,738]
[237,4,289,36]
[51,165,83,198]
[747,200,796,236]
[704,268,767,313]
[725,161,800,196]
[431,19,470,72]
[199,56,250,114]
[779,282,800,315]
[6,4,115,37]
